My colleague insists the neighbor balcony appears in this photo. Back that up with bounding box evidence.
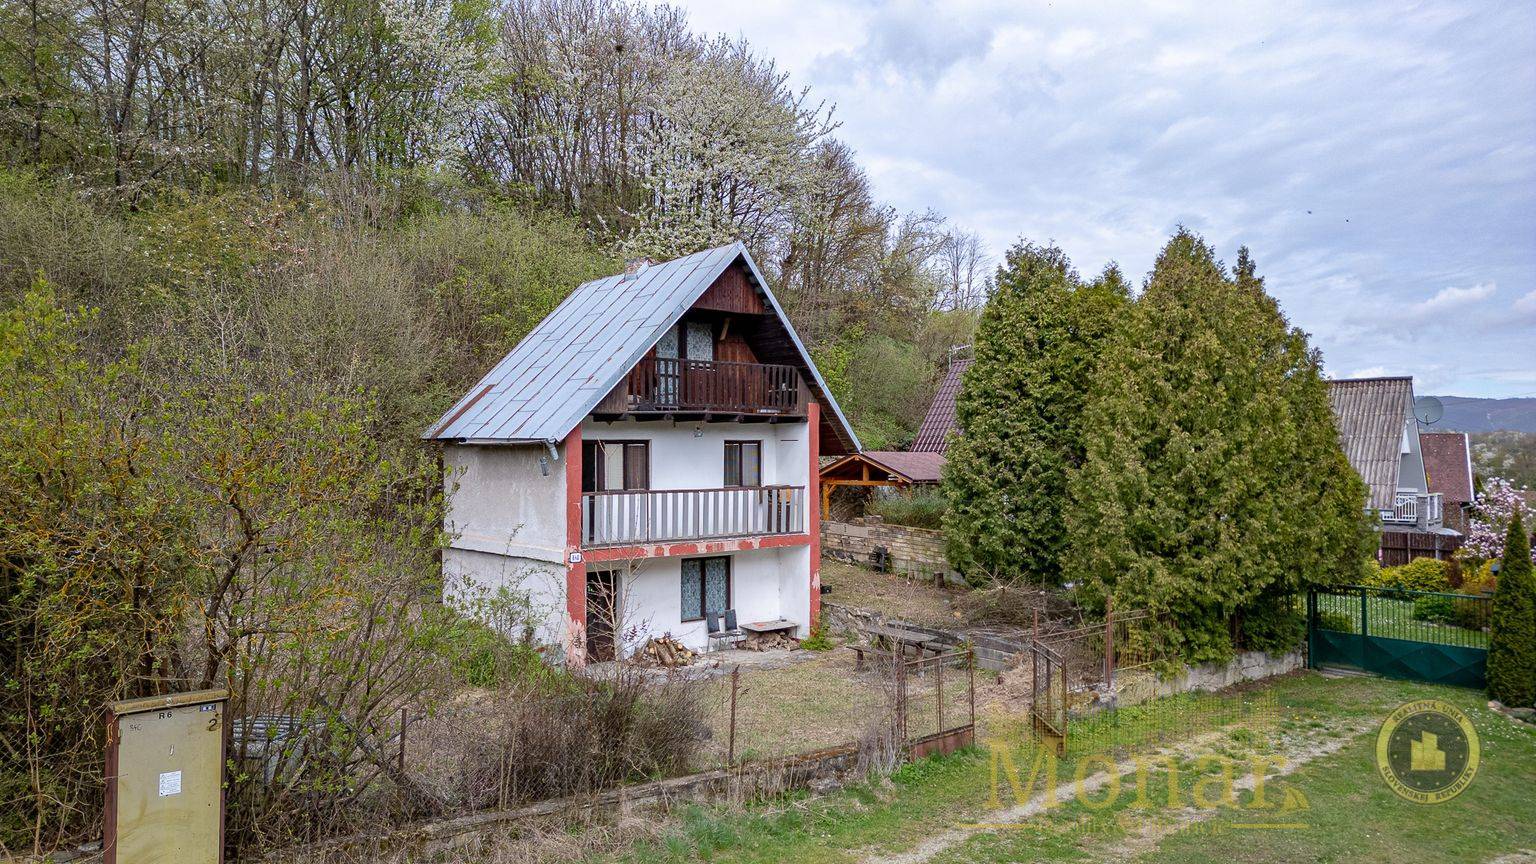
[1382,492,1443,527]
[581,485,807,547]
[606,358,805,418]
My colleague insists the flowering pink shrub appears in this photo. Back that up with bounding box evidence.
[1464,477,1536,564]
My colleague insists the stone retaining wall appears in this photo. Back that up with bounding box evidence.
[820,516,951,575]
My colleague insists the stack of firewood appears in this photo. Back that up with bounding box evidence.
[741,631,800,651]
[636,635,696,667]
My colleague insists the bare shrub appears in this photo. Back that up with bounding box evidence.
[440,666,707,811]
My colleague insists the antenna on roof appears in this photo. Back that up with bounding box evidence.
[1413,395,1444,425]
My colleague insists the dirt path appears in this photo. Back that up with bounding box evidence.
[863,721,1371,864]
[1086,721,1371,862]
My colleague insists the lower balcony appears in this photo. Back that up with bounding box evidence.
[581,485,806,548]
[1383,492,1443,527]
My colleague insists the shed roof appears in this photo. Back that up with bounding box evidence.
[912,357,971,453]
[425,242,859,454]
[1328,376,1414,511]
[1420,432,1475,505]
[821,450,945,484]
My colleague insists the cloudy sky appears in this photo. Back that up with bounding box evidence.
[672,0,1536,397]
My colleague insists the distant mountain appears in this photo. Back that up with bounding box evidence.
[1424,396,1536,434]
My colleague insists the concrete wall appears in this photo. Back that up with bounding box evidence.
[579,417,810,489]
[821,516,950,574]
[442,548,569,646]
[443,442,567,564]
[615,546,805,653]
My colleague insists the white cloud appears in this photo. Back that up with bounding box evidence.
[1515,289,1536,318]
[1409,282,1497,317]
[670,0,1536,397]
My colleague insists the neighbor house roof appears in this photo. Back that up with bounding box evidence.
[1328,376,1414,511]
[911,357,971,453]
[425,242,859,454]
[1420,432,1475,505]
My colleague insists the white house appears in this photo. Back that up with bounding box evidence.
[425,243,859,662]
[1328,376,1462,563]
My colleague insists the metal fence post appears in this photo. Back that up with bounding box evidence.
[727,665,739,766]
[1103,595,1115,689]
[936,656,944,735]
[1360,587,1369,639]
[968,648,976,731]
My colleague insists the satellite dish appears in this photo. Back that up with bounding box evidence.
[1414,396,1444,425]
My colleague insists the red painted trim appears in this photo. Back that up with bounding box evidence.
[808,402,822,630]
[584,532,812,563]
[563,427,587,664]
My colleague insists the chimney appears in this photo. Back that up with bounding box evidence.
[623,257,657,277]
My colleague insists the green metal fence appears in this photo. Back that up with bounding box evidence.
[1307,585,1491,688]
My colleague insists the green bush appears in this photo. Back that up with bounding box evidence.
[1411,595,1457,624]
[1366,557,1451,593]
[1316,611,1356,633]
[867,488,947,530]
[443,617,551,688]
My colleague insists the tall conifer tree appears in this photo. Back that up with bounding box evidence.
[942,242,1128,584]
[1488,511,1536,707]
[1065,230,1372,660]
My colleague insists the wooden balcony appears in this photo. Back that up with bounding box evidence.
[610,358,804,417]
[582,485,807,547]
[1383,492,1443,527]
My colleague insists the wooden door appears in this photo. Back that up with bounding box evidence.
[586,569,619,662]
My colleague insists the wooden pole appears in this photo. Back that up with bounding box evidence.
[728,665,740,765]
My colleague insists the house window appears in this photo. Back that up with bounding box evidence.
[724,441,761,487]
[582,440,649,492]
[680,557,730,622]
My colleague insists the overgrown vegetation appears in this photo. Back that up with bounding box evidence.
[866,488,949,530]
[0,0,991,853]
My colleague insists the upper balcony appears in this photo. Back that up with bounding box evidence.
[1383,492,1443,528]
[582,485,807,548]
[595,358,806,420]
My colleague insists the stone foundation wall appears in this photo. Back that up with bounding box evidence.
[820,516,950,575]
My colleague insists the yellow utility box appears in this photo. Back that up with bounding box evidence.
[105,689,227,864]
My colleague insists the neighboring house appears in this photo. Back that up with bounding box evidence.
[1420,431,1477,533]
[425,243,859,663]
[817,350,968,519]
[1327,376,1462,564]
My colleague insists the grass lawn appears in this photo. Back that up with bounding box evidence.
[582,673,1536,864]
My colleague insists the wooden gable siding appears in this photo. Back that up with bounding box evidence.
[692,265,766,314]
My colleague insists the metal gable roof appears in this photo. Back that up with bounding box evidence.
[1328,376,1414,511]
[425,242,860,452]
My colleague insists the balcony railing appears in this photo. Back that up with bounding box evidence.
[582,485,806,547]
[1383,492,1443,526]
[624,357,802,415]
